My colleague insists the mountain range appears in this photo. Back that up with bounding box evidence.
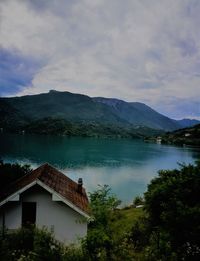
[0,90,199,136]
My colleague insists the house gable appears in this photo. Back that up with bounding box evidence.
[0,184,88,243]
[0,164,89,218]
[0,180,90,218]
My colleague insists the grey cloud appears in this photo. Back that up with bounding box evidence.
[153,97,200,120]
[24,0,77,15]
[0,0,200,119]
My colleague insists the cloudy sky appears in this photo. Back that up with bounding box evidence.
[0,0,200,119]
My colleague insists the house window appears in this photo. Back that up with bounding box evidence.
[22,202,36,226]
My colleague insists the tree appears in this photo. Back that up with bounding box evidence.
[0,160,32,189]
[83,185,121,260]
[133,195,144,208]
[144,161,200,260]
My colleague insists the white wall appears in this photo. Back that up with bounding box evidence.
[0,185,87,243]
[0,202,21,229]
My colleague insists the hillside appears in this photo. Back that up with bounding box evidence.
[162,124,200,146]
[0,90,197,137]
[94,97,180,130]
[0,90,124,125]
[177,118,200,128]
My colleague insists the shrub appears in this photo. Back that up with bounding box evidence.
[133,196,145,207]
[144,161,200,260]
[0,227,63,261]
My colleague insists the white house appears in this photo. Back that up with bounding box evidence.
[0,163,90,243]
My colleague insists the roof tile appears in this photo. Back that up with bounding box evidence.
[0,164,89,214]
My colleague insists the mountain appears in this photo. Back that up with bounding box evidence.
[93,97,180,130]
[0,90,195,136]
[1,90,124,124]
[0,90,127,130]
[177,119,200,128]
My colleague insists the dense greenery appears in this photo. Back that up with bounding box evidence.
[0,227,63,261]
[133,196,145,207]
[0,161,200,260]
[1,116,163,138]
[161,124,200,146]
[144,161,200,260]
[0,161,32,190]
[83,185,126,260]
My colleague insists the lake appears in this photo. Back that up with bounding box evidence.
[0,133,200,204]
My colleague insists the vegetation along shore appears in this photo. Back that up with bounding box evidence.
[0,160,199,260]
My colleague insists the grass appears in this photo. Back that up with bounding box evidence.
[111,206,144,238]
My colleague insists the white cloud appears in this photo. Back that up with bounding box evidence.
[0,0,200,118]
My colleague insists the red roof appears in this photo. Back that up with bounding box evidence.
[0,163,89,214]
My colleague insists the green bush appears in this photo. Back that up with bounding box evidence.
[83,185,121,260]
[62,245,89,261]
[0,227,63,261]
[133,196,145,207]
[144,161,200,260]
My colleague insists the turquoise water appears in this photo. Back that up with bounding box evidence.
[0,133,199,204]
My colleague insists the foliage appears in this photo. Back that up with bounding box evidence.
[144,161,200,260]
[62,245,88,261]
[83,185,122,260]
[88,185,121,225]
[111,207,143,238]
[162,124,200,146]
[0,160,32,189]
[1,161,200,260]
[129,217,149,252]
[0,227,63,261]
[83,186,149,260]
[133,195,145,207]
[19,117,161,139]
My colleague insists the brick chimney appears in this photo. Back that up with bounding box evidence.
[77,178,83,194]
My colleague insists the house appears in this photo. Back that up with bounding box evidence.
[156,136,162,144]
[0,163,89,243]
[185,133,191,137]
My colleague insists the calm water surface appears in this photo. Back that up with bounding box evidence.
[0,133,200,204]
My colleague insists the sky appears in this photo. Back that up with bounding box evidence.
[0,0,200,120]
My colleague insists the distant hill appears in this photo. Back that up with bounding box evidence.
[177,118,200,128]
[0,90,197,137]
[93,97,180,130]
[162,124,200,146]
